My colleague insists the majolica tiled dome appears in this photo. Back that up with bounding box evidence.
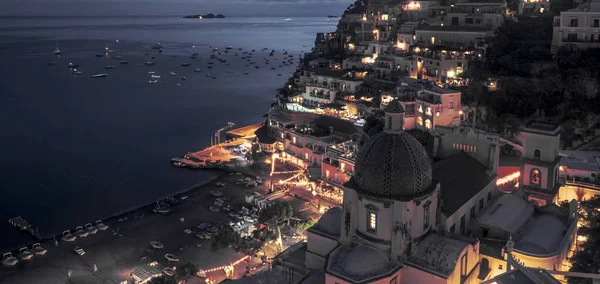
[354,130,432,199]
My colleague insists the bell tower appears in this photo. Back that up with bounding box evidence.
[519,121,561,206]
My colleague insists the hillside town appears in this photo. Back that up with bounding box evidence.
[231,0,600,283]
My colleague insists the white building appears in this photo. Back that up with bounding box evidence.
[272,101,483,284]
[551,0,600,53]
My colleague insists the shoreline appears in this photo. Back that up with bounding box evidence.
[3,168,226,254]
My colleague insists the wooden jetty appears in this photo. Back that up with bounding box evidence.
[8,216,44,240]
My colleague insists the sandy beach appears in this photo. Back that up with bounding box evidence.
[0,168,271,284]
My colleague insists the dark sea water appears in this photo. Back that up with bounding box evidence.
[0,16,334,251]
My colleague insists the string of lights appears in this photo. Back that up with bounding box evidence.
[496,171,520,186]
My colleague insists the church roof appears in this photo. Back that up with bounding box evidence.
[308,207,342,238]
[477,193,534,234]
[327,244,401,283]
[432,151,495,216]
[408,233,476,278]
[515,214,567,255]
[350,130,434,201]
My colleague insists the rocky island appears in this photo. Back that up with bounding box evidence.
[183,13,225,19]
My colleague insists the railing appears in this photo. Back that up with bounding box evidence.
[565,180,600,190]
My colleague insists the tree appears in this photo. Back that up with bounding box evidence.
[568,197,600,283]
[295,217,317,234]
[175,263,199,281]
[210,227,240,251]
[258,201,293,226]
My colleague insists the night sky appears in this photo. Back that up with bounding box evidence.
[0,0,352,17]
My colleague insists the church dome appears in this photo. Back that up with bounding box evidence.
[353,130,432,200]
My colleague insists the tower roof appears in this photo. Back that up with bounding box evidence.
[383,100,405,113]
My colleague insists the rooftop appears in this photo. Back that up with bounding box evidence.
[327,244,400,283]
[477,193,534,234]
[515,213,567,255]
[522,120,561,136]
[308,207,342,238]
[560,150,600,172]
[416,25,490,32]
[312,115,360,135]
[255,125,277,144]
[483,268,560,284]
[433,151,496,216]
[409,233,476,277]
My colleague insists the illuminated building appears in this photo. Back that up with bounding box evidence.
[272,104,483,284]
[394,78,461,131]
[517,0,550,14]
[551,0,600,53]
[321,141,358,187]
[556,150,600,202]
[517,121,562,206]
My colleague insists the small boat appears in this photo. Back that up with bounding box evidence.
[72,70,83,75]
[91,73,108,78]
[95,220,108,231]
[2,253,18,267]
[120,60,128,64]
[193,68,202,72]
[54,48,60,55]
[226,46,232,50]
[113,55,123,59]
[148,71,155,74]
[68,63,79,69]
[95,54,104,57]
[181,76,187,80]
[85,223,98,234]
[149,80,158,84]
[105,65,115,69]
[145,61,155,66]
[164,253,179,262]
[151,74,161,79]
[181,63,190,67]
[18,247,33,261]
[62,230,77,242]
[150,241,164,249]
[75,226,89,238]
[153,202,171,214]
[104,48,115,53]
[169,71,176,76]
[32,243,47,256]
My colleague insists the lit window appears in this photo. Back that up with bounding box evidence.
[531,169,541,186]
[425,119,432,129]
[417,116,423,126]
[418,104,423,113]
[368,212,377,233]
[325,170,330,178]
[292,137,296,144]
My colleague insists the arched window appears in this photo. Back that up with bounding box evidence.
[534,149,541,160]
[531,168,541,186]
[417,116,423,126]
[425,119,432,129]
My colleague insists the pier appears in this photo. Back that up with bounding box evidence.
[8,216,44,240]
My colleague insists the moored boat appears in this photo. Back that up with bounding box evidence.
[91,73,108,78]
